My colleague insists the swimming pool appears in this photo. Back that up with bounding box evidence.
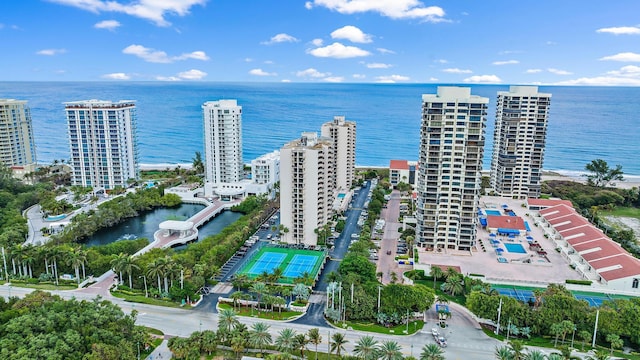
[485,210,501,216]
[45,214,67,221]
[337,193,346,199]
[504,243,527,254]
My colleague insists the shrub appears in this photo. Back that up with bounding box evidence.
[565,279,592,286]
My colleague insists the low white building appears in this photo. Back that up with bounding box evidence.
[389,159,417,188]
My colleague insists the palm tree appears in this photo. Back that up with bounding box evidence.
[48,246,64,285]
[331,332,348,358]
[251,281,268,307]
[249,322,272,354]
[606,333,623,356]
[121,254,139,289]
[21,245,36,278]
[275,328,297,354]
[578,330,592,351]
[430,266,443,289]
[307,328,322,360]
[230,291,244,310]
[218,308,239,335]
[231,335,246,359]
[66,247,85,285]
[270,267,283,284]
[586,349,611,360]
[354,335,379,360]
[507,340,525,360]
[146,258,165,293]
[293,333,310,358]
[420,344,445,360]
[445,267,459,281]
[201,330,218,355]
[523,349,546,360]
[494,345,514,360]
[443,276,464,296]
[378,341,402,360]
[273,296,286,313]
[110,253,128,285]
[546,354,564,360]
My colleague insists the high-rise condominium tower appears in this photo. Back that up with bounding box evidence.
[202,100,243,196]
[280,132,333,245]
[0,99,36,167]
[490,86,551,199]
[416,87,488,251]
[65,100,138,190]
[321,115,356,191]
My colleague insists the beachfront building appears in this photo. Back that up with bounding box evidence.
[280,132,333,245]
[490,86,551,199]
[321,115,356,191]
[416,86,488,251]
[202,100,243,198]
[65,100,139,191]
[389,160,418,188]
[0,99,37,170]
[537,203,640,292]
[247,150,280,198]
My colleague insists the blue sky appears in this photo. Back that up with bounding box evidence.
[2,0,640,85]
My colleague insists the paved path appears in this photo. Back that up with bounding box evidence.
[376,190,403,284]
[146,339,172,360]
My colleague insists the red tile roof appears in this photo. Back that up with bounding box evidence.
[389,160,409,170]
[486,215,527,230]
[590,254,640,282]
[527,198,574,209]
[574,239,625,262]
[540,204,577,221]
[563,225,607,245]
[550,214,590,232]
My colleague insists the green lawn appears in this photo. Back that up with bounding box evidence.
[600,207,640,220]
[8,282,77,291]
[111,290,184,308]
[413,279,466,305]
[328,319,424,335]
[218,302,302,320]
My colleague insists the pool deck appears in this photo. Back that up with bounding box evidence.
[418,196,583,286]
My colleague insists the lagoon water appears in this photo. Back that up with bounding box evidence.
[84,203,242,247]
[1,82,639,176]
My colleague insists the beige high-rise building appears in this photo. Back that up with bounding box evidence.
[490,86,551,199]
[202,100,243,197]
[65,99,138,190]
[321,116,356,191]
[0,99,36,167]
[279,132,333,245]
[416,87,488,251]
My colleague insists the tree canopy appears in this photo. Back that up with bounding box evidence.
[584,159,624,187]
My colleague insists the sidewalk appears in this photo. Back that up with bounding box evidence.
[146,339,172,360]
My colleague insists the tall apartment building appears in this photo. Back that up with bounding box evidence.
[65,100,138,190]
[280,132,333,245]
[321,116,356,191]
[0,99,36,167]
[416,87,488,251]
[490,86,551,199]
[202,100,243,197]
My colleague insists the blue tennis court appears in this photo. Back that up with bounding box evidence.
[493,286,616,307]
[246,252,287,275]
[573,293,607,307]
[495,288,536,303]
[283,254,319,278]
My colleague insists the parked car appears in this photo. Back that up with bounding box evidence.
[386,250,392,255]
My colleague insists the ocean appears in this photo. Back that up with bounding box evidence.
[1,82,639,176]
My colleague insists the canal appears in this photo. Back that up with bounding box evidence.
[84,203,242,247]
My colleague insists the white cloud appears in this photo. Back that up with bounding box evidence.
[330,25,372,43]
[244,58,254,62]
[48,0,206,27]
[596,26,640,35]
[101,72,130,80]
[547,68,573,75]
[525,69,543,74]
[263,60,274,64]
[311,38,324,47]
[600,52,640,62]
[156,76,181,81]
[499,50,522,55]
[296,68,330,78]
[36,48,66,56]
[281,79,292,83]
[555,76,640,86]
[605,65,640,77]
[442,68,472,74]
[249,68,277,76]
[492,60,519,65]
[366,63,392,69]
[324,76,345,82]
[463,74,501,83]
[177,69,207,80]
[429,77,438,81]
[434,59,447,64]
[94,19,121,30]
[545,41,557,45]
[352,74,366,79]
[122,44,209,63]
[375,74,410,83]
[262,33,299,45]
[308,0,446,22]
[377,48,395,54]
[307,42,370,59]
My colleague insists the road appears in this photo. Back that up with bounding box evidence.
[376,190,404,284]
[0,284,505,359]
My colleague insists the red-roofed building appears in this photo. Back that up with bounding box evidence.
[534,201,640,292]
[486,215,527,235]
[389,160,417,188]
[527,198,574,211]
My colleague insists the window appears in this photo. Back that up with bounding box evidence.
[633,278,639,289]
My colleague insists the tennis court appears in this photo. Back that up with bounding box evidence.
[237,246,325,284]
[492,285,631,307]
